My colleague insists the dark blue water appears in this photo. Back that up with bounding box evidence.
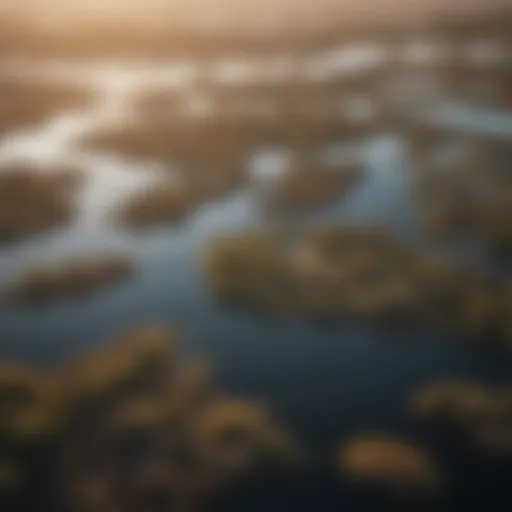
[1,133,511,510]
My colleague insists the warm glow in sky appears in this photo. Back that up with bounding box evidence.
[0,0,508,35]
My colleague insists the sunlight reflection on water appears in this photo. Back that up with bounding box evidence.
[0,39,510,245]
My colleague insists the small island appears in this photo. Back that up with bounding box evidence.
[410,379,512,456]
[3,254,135,305]
[265,161,363,212]
[115,181,197,229]
[82,116,254,167]
[339,435,443,495]
[0,167,81,244]
[0,80,95,135]
[82,119,178,161]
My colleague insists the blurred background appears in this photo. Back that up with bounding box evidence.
[0,1,511,511]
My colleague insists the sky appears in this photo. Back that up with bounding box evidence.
[0,0,509,35]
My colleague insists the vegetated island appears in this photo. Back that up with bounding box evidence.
[339,435,443,495]
[0,167,82,244]
[0,80,95,135]
[0,325,298,511]
[201,224,512,345]
[410,378,512,456]
[2,253,134,306]
[115,181,198,230]
[264,160,363,212]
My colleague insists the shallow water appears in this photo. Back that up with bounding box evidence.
[0,41,512,510]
